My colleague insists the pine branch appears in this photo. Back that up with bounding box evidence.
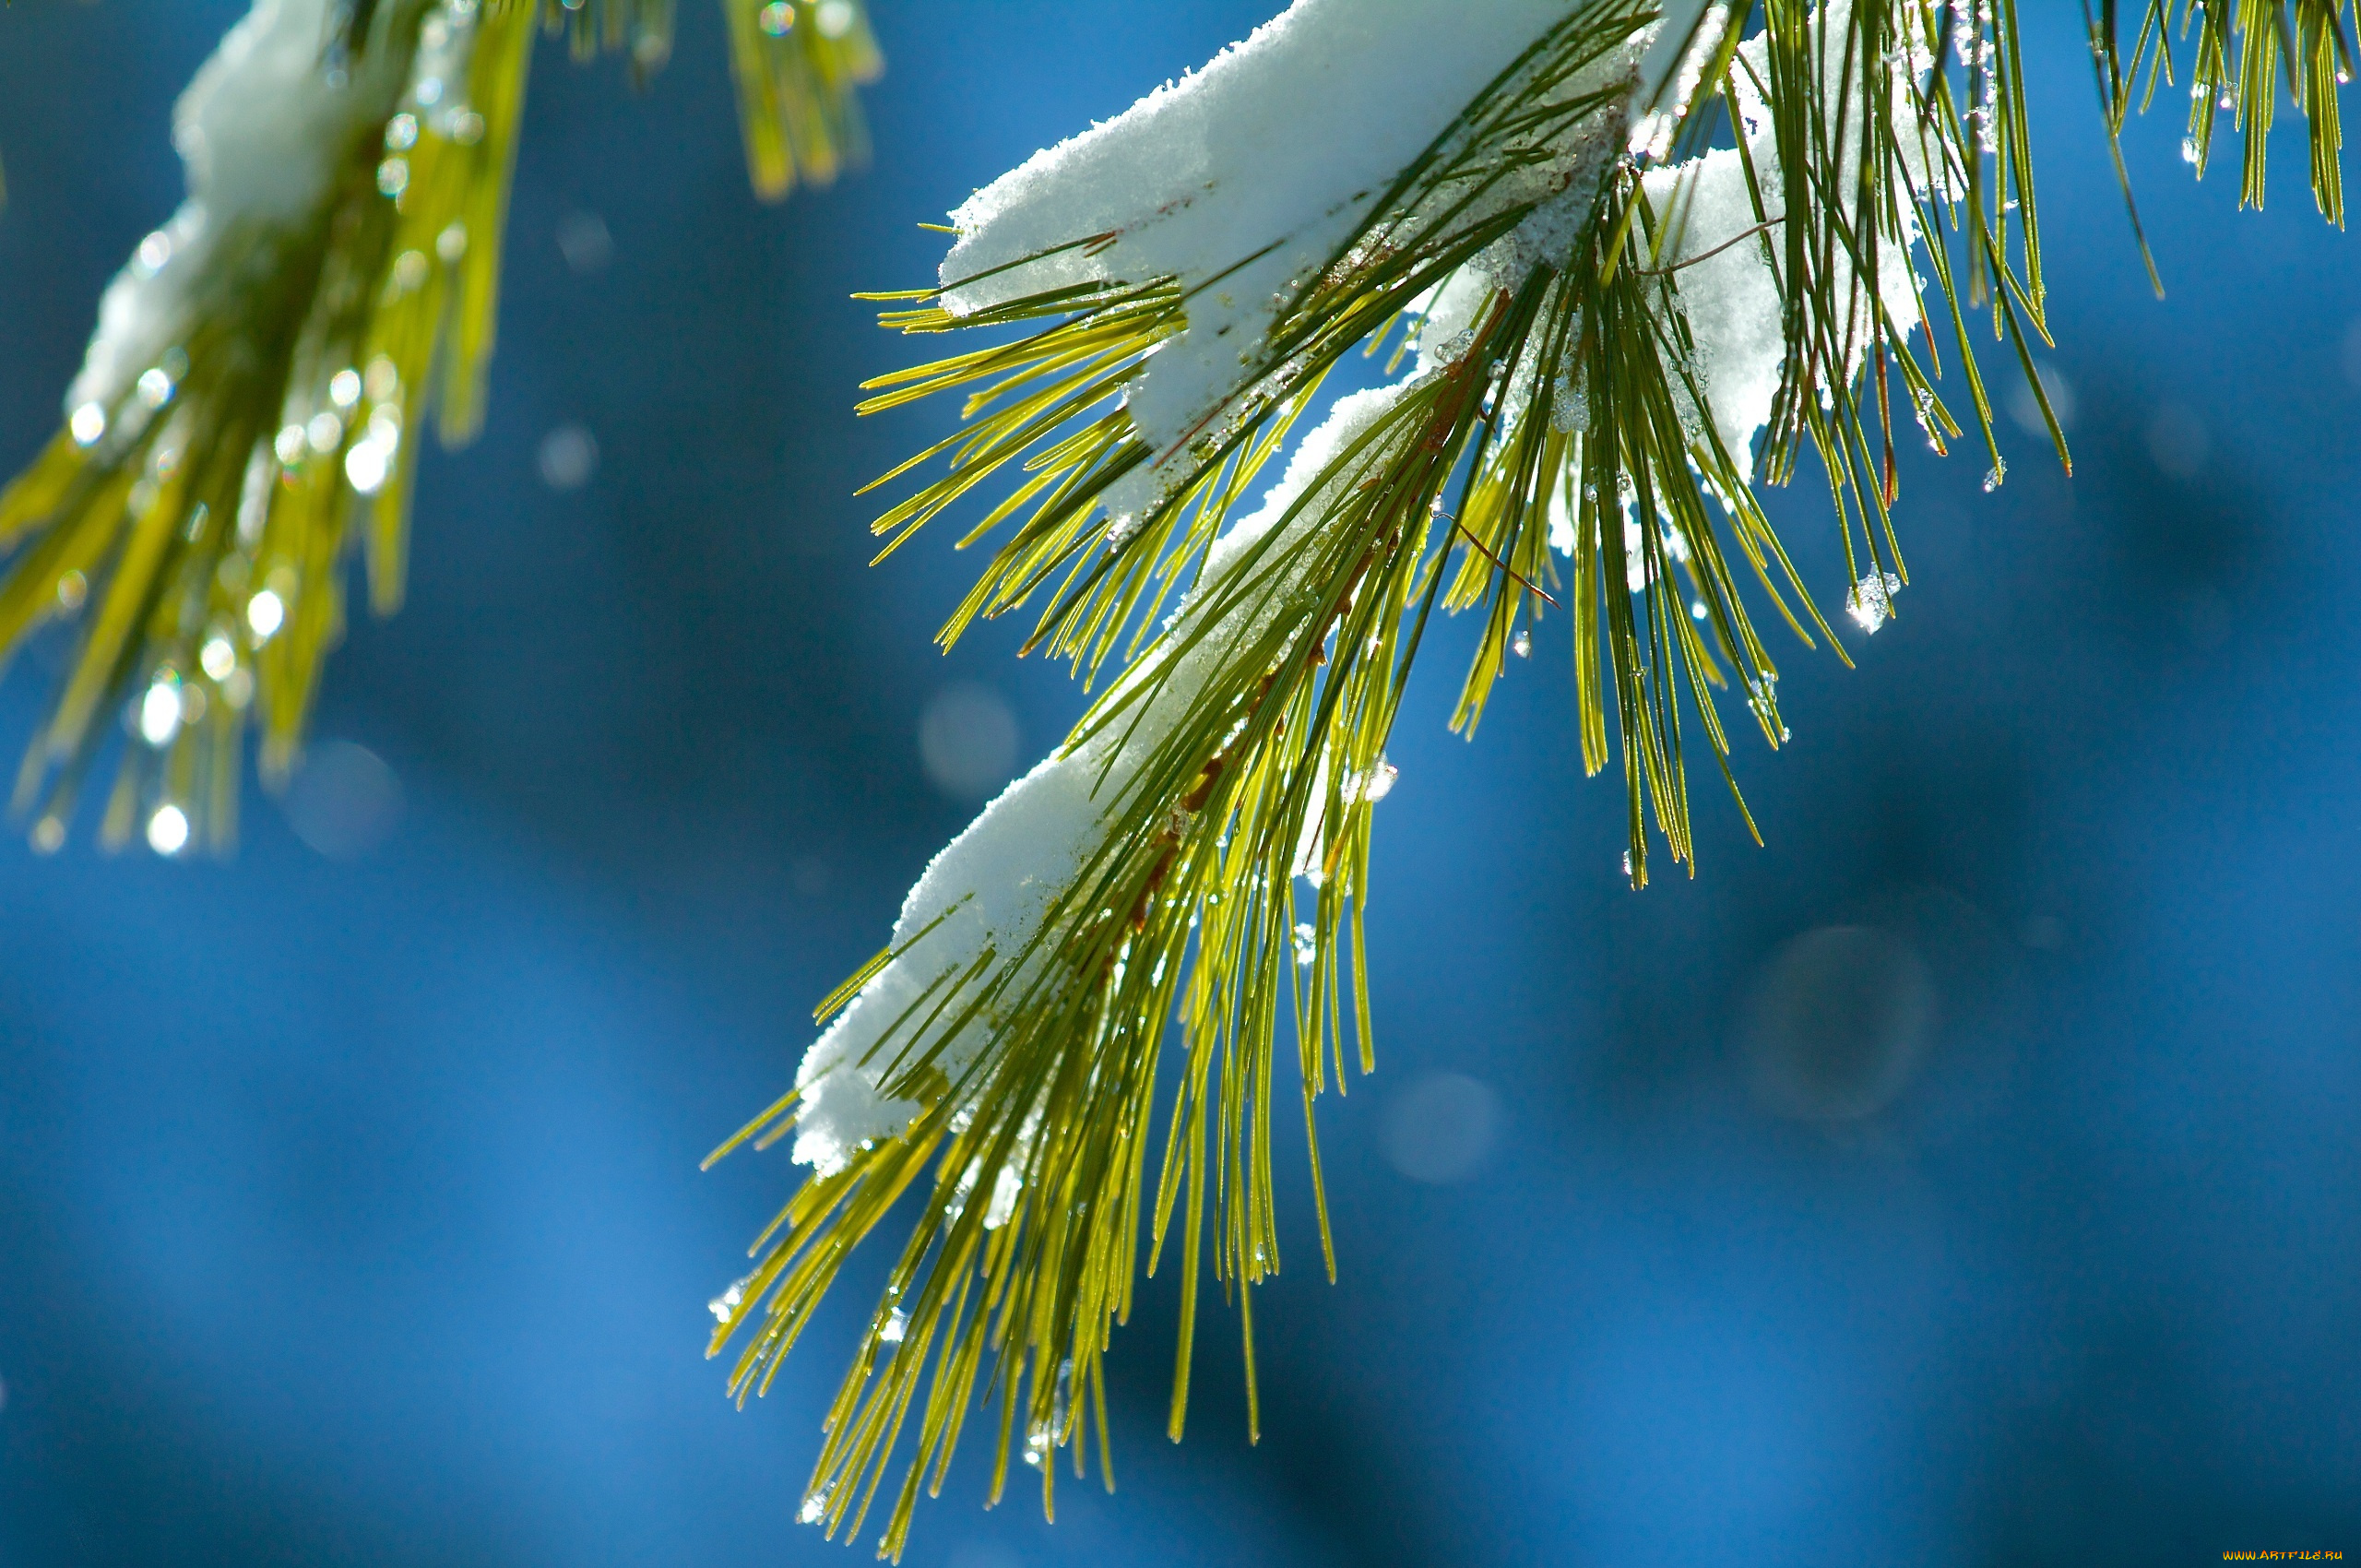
[0,0,506,856]
[709,0,2357,1556]
[723,0,883,199]
[0,0,880,856]
[2088,1,2355,225]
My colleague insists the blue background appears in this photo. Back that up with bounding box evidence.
[0,6,2355,1564]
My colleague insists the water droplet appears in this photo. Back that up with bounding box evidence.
[246,588,285,641]
[136,368,173,410]
[364,357,400,402]
[797,1491,828,1525]
[2181,136,2200,165]
[1512,627,1531,658]
[344,439,391,495]
[306,411,343,455]
[1691,599,1708,621]
[708,1278,747,1323]
[136,230,172,274]
[199,635,237,683]
[146,803,190,857]
[1982,463,2005,493]
[1620,849,1631,877]
[759,0,794,33]
[815,0,856,37]
[328,369,362,409]
[879,1308,908,1344]
[55,571,86,612]
[69,403,107,447]
[392,250,430,291]
[385,112,419,151]
[31,817,65,854]
[376,157,409,197]
[435,221,469,263]
[274,424,307,466]
[139,678,183,747]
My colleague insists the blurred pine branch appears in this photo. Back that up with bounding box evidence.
[0,0,879,856]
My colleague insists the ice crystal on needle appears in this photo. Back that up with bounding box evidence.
[1846,569,1904,634]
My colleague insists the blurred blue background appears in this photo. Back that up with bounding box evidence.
[1,6,2356,1564]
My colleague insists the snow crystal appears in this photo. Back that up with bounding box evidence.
[1845,569,1903,634]
[1347,757,1399,804]
[982,1162,1025,1229]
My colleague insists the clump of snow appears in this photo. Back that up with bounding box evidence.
[791,384,1411,1173]
[938,0,1710,531]
[68,0,412,417]
[1632,7,1929,481]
